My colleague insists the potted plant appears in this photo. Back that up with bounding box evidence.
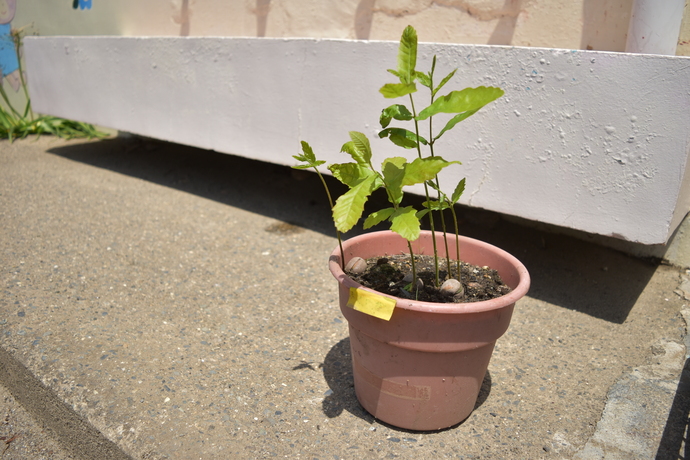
[293,25,530,431]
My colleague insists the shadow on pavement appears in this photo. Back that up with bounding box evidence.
[48,137,658,324]
[656,357,690,459]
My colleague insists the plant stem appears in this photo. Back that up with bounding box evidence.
[429,143,452,279]
[408,93,440,287]
[13,29,34,120]
[406,240,418,293]
[449,203,461,278]
[0,82,22,119]
[313,167,345,270]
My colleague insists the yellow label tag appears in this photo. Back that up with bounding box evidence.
[347,287,396,321]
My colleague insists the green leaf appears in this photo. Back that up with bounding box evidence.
[299,140,315,159]
[434,109,479,140]
[387,69,402,79]
[363,207,396,229]
[292,141,326,169]
[389,206,421,241]
[380,104,413,128]
[422,199,450,211]
[332,174,379,233]
[292,163,318,170]
[340,141,357,162]
[378,128,428,149]
[340,131,372,165]
[397,25,418,84]
[349,131,372,164]
[450,178,466,204]
[425,180,440,192]
[328,162,374,187]
[381,157,407,205]
[402,156,460,186]
[379,82,417,99]
[432,68,457,97]
[416,71,431,88]
[417,86,504,121]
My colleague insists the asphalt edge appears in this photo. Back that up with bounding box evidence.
[0,346,133,460]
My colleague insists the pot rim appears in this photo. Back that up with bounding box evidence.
[329,230,530,315]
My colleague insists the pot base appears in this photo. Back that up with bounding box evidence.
[349,325,494,431]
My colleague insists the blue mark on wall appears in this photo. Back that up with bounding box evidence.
[0,0,20,92]
[73,0,92,10]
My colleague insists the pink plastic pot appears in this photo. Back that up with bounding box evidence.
[329,230,530,431]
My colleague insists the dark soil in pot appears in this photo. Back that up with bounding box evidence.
[346,254,512,304]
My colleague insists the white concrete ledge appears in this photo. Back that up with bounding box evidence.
[24,36,690,245]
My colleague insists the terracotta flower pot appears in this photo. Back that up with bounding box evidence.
[329,230,530,431]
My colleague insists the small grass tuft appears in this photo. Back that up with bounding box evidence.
[0,26,109,142]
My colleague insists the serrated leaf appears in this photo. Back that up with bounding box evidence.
[292,141,325,169]
[387,69,402,78]
[425,180,440,191]
[349,131,372,164]
[363,207,396,229]
[434,109,479,140]
[378,128,428,149]
[340,131,372,165]
[432,68,457,97]
[379,82,417,99]
[389,133,418,149]
[417,86,504,121]
[292,163,319,170]
[402,157,459,186]
[300,140,315,159]
[450,178,466,204]
[332,174,379,233]
[381,157,407,205]
[416,71,431,88]
[416,208,430,220]
[383,156,408,168]
[397,26,417,84]
[328,162,374,187]
[340,141,357,162]
[422,199,450,211]
[389,206,421,241]
[380,104,413,128]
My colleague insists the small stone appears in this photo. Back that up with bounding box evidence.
[345,257,367,274]
[440,279,463,296]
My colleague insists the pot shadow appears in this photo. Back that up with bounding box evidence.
[321,337,492,432]
[47,138,659,323]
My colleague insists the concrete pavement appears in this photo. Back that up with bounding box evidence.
[1,136,689,459]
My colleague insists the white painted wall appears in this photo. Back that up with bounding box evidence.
[24,36,690,245]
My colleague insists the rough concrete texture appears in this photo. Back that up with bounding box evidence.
[0,382,75,459]
[1,136,689,459]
